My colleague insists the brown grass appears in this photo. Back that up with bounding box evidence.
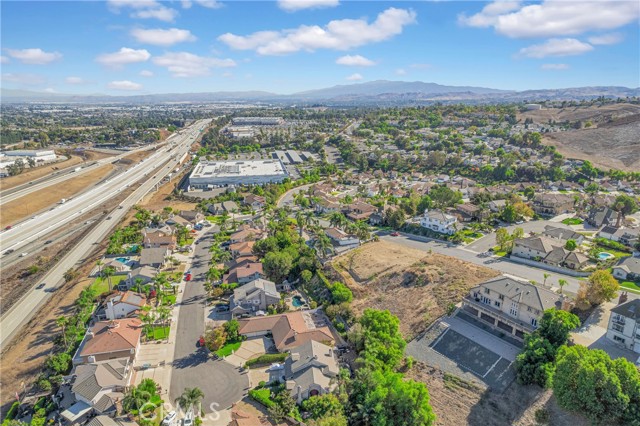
[0,164,114,228]
[407,362,588,426]
[332,240,499,339]
[0,156,84,190]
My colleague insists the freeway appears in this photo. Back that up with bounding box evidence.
[0,119,210,350]
[0,143,164,205]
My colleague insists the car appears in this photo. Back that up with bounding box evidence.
[20,252,28,257]
[36,283,46,290]
[5,225,12,230]
[515,220,524,225]
[161,411,177,426]
[118,206,124,209]
[216,304,230,312]
[182,409,194,426]
[4,249,15,256]
[106,216,112,220]
[44,240,53,244]
[390,232,400,236]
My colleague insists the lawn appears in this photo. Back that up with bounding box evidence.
[216,340,242,357]
[595,245,632,259]
[619,281,640,294]
[90,275,126,294]
[561,218,584,225]
[147,325,170,340]
[162,294,177,306]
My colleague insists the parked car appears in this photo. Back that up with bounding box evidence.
[162,411,177,426]
[185,274,192,282]
[390,232,400,236]
[183,409,193,426]
[216,304,230,312]
[36,283,46,290]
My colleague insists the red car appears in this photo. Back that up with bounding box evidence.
[4,225,12,230]
[390,232,400,236]
[185,273,192,281]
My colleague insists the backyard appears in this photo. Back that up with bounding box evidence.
[146,325,170,341]
[561,217,584,225]
[90,275,127,294]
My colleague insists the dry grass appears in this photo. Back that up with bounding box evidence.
[0,156,84,190]
[0,164,114,228]
[332,240,499,339]
[407,362,588,426]
[122,148,155,164]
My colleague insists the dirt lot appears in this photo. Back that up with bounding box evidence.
[0,156,83,190]
[331,240,499,339]
[0,164,115,228]
[407,362,587,426]
[122,148,155,164]
[518,103,640,172]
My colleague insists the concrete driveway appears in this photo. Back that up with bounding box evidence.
[224,337,271,367]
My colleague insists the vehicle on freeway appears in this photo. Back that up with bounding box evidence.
[390,232,400,236]
[20,252,28,257]
[36,283,46,290]
[162,411,177,426]
[118,206,124,209]
[106,216,112,220]
[4,225,12,230]
[46,287,58,292]
[44,240,53,244]
[3,249,15,256]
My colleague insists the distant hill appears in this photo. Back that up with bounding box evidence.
[2,82,639,104]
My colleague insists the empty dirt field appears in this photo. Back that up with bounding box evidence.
[407,362,588,426]
[0,156,83,190]
[0,164,114,228]
[331,240,499,339]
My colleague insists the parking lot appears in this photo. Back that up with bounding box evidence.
[407,314,518,392]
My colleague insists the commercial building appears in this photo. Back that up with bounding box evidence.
[188,159,288,189]
[232,117,283,126]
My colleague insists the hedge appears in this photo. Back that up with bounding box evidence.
[594,238,631,252]
[245,353,287,368]
[248,388,274,408]
[3,401,20,423]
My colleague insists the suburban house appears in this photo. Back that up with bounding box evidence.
[420,209,458,235]
[512,236,589,270]
[238,311,335,351]
[230,278,281,317]
[84,417,138,426]
[344,201,376,221]
[229,227,264,244]
[598,226,640,247]
[177,210,205,225]
[488,199,507,213]
[268,340,339,403]
[142,230,176,250]
[207,200,239,215]
[612,257,640,281]
[586,206,619,228]
[455,203,487,222]
[74,318,142,364]
[229,241,256,258]
[532,193,575,216]
[605,297,640,353]
[223,260,264,285]
[314,196,341,214]
[243,194,266,210]
[462,276,569,340]
[541,225,584,245]
[325,227,359,246]
[122,266,157,290]
[66,358,131,419]
[139,247,169,269]
[103,292,146,321]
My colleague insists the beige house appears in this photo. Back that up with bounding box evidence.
[606,298,640,353]
[231,278,281,317]
[74,318,142,364]
[462,276,569,340]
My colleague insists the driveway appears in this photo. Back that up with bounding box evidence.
[169,228,249,413]
[224,337,271,367]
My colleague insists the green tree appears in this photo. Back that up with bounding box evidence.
[495,228,511,252]
[46,352,71,374]
[564,239,577,251]
[585,269,620,305]
[175,387,205,413]
[102,266,116,293]
[538,309,580,348]
[524,186,536,200]
[429,185,462,210]
[223,319,240,342]
[558,279,567,295]
[359,309,406,369]
[516,334,557,387]
[330,282,353,304]
[500,204,518,223]
[301,394,344,420]
[263,251,294,283]
[269,391,297,423]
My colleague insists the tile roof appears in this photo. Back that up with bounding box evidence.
[72,358,129,402]
[80,319,142,358]
[139,248,168,266]
[470,276,564,312]
[611,299,640,320]
[614,257,640,275]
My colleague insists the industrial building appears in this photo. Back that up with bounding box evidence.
[188,159,288,189]
[2,149,57,162]
[232,117,283,126]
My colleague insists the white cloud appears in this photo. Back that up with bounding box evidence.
[518,38,593,58]
[193,0,223,8]
[222,71,233,78]
[43,88,57,93]
[96,47,151,68]
[278,0,339,12]
[131,28,196,46]
[335,54,375,66]
[131,6,178,22]
[588,33,624,45]
[1,73,46,85]
[107,0,159,10]
[0,55,9,64]
[346,73,363,81]
[395,68,407,75]
[181,0,192,8]
[139,70,154,77]
[152,52,236,77]
[541,63,569,70]
[460,0,639,38]
[219,7,416,55]
[65,76,88,84]
[107,80,143,91]
[108,0,178,22]
[5,48,62,65]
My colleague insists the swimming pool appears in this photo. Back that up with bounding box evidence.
[115,257,128,263]
[292,295,304,307]
[598,252,614,260]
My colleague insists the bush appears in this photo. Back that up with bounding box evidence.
[248,388,273,408]
[245,353,287,368]
[534,408,550,424]
[4,402,19,421]
[594,237,631,252]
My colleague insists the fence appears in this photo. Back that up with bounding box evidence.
[509,255,591,277]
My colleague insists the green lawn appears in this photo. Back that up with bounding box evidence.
[216,340,242,357]
[90,275,127,294]
[561,218,584,225]
[619,281,640,293]
[162,294,177,306]
[596,246,632,259]
[148,325,170,340]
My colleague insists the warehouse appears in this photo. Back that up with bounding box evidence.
[188,159,288,189]
[2,149,57,162]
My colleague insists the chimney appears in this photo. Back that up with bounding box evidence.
[619,291,628,305]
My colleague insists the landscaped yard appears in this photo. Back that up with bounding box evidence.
[162,294,177,306]
[619,281,640,293]
[90,275,126,294]
[562,217,584,225]
[147,325,170,340]
[216,340,242,357]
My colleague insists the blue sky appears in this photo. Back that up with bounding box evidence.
[1,0,639,94]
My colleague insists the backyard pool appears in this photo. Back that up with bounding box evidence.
[598,252,615,260]
[115,257,129,263]
[292,295,304,307]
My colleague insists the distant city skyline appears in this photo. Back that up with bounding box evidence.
[1,0,639,95]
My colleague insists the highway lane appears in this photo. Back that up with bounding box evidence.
[0,119,210,350]
[0,120,209,255]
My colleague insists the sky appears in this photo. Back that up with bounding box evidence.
[1,0,639,95]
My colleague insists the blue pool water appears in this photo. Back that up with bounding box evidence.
[598,252,614,260]
[127,245,139,253]
[115,257,128,263]
[292,296,304,307]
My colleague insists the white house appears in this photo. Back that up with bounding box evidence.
[606,298,640,353]
[612,257,640,281]
[105,292,146,320]
[419,209,457,235]
[325,227,359,246]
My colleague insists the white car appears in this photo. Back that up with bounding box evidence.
[182,409,194,426]
[162,411,177,426]
[20,252,28,257]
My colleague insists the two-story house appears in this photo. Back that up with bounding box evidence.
[103,292,146,321]
[462,276,569,340]
[230,278,281,317]
[420,209,458,235]
[533,193,575,216]
[142,230,176,250]
[73,318,142,364]
[139,247,170,269]
[243,194,266,211]
[612,257,640,282]
[68,359,131,417]
[606,298,640,353]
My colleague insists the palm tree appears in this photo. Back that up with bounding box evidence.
[123,386,148,414]
[329,212,347,229]
[543,273,550,287]
[353,220,371,241]
[56,316,68,348]
[95,259,103,277]
[175,387,205,414]
[314,234,334,260]
[295,211,307,237]
[102,266,116,292]
[135,278,144,293]
[558,279,567,295]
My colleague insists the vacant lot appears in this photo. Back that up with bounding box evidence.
[0,156,83,190]
[332,240,499,339]
[517,103,640,125]
[407,362,588,426]
[0,164,114,228]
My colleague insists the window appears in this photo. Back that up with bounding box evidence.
[484,288,490,294]
[612,324,624,333]
[509,301,519,317]
[481,296,491,305]
[531,318,538,327]
[494,301,501,308]
[498,294,504,301]
[613,335,626,344]
[612,314,625,325]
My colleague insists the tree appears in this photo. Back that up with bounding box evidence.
[553,345,640,425]
[223,319,240,342]
[310,414,348,426]
[429,185,462,210]
[269,391,297,423]
[501,204,518,223]
[205,326,227,351]
[543,273,550,286]
[102,266,116,292]
[513,201,533,218]
[611,194,638,226]
[301,394,344,420]
[313,234,333,259]
[386,209,406,230]
[564,239,577,251]
[329,212,347,229]
[515,333,557,387]
[558,279,567,295]
[359,309,406,369]
[524,186,536,200]
[585,270,620,305]
[330,282,353,304]
[123,386,150,414]
[538,309,580,347]
[495,228,510,251]
[263,251,293,283]
[56,316,68,348]
[46,352,71,374]
[175,387,205,414]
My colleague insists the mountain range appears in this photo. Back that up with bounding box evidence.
[2,80,639,105]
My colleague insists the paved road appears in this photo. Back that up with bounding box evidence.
[276,182,318,208]
[380,233,583,295]
[170,228,248,413]
[0,120,210,350]
[466,220,573,253]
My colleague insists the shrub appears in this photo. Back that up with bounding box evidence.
[245,353,287,368]
[248,388,273,408]
[534,408,550,424]
[4,401,19,421]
